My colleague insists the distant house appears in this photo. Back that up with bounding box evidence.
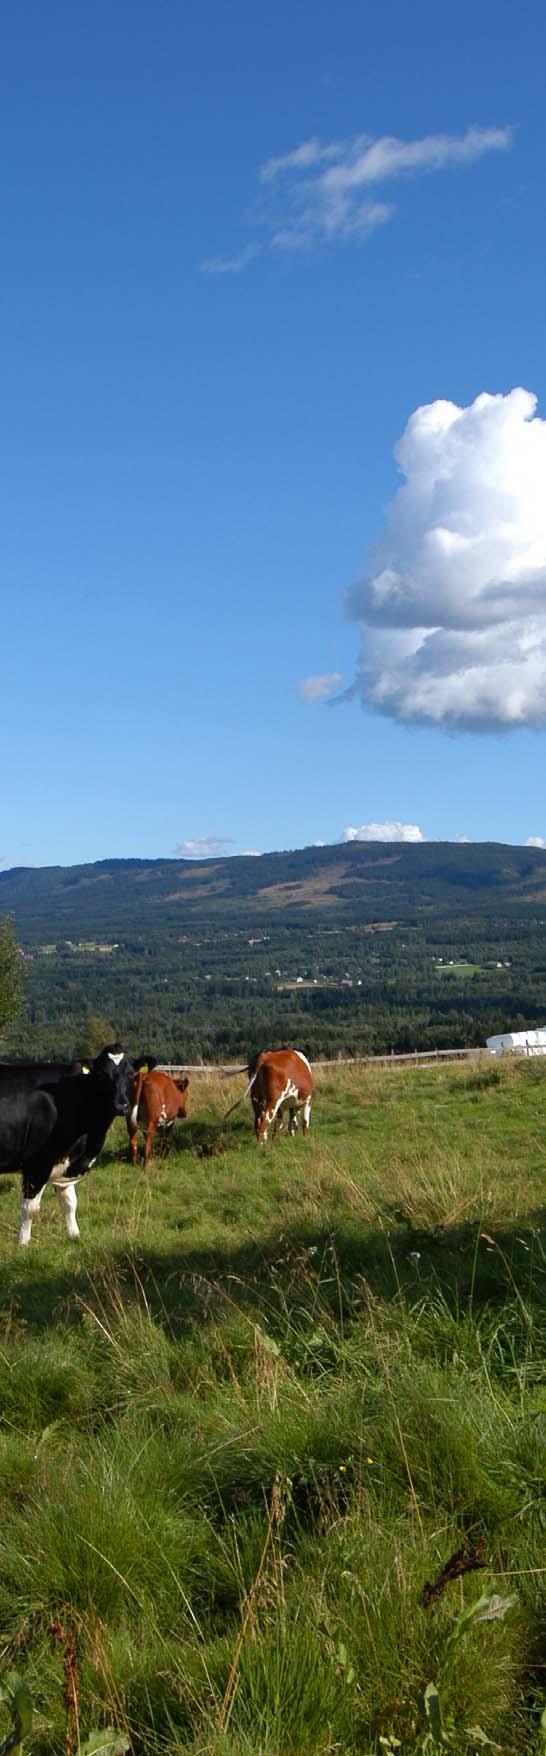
[486,1028,546,1057]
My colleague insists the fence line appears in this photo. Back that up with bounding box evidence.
[159,1046,483,1076]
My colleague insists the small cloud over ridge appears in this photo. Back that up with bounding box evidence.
[342,821,425,844]
[175,836,235,859]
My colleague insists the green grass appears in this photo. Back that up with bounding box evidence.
[434,962,484,976]
[2,1057,546,1753]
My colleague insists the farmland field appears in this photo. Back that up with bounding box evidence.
[2,1057,546,1753]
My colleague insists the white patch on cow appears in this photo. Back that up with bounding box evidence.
[158,1104,168,1127]
[55,1182,80,1238]
[293,1050,312,1076]
[302,1096,312,1132]
[47,1157,71,1186]
[129,1104,139,1130]
[260,1080,291,1142]
[108,1051,124,1066]
[18,1188,44,1246]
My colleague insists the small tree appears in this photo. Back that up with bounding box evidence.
[0,917,23,1042]
[76,1014,117,1061]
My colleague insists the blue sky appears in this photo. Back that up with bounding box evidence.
[2,0,546,867]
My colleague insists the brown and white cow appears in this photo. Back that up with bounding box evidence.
[229,1048,313,1145]
[127,1068,190,1168]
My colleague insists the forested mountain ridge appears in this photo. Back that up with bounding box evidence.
[2,839,546,942]
[2,842,546,1063]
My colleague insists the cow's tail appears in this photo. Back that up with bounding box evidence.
[129,1065,147,1130]
[223,1068,258,1123]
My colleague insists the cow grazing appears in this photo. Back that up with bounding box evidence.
[227,1048,313,1144]
[127,1067,190,1168]
[0,1044,134,1245]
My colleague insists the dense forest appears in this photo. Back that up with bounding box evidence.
[1,840,546,1061]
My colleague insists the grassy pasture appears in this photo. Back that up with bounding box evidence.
[1,1058,546,1752]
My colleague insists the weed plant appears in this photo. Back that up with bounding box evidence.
[1,1059,546,1750]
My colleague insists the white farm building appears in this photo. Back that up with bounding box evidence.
[486,1028,546,1057]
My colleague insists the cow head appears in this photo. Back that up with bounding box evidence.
[91,1044,135,1115]
[174,1075,190,1117]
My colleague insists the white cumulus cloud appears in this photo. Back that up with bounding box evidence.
[342,821,425,843]
[297,672,343,702]
[525,836,546,849]
[175,836,234,859]
[346,387,546,731]
[203,124,511,267]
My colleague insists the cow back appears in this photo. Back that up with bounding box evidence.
[134,1070,190,1126]
[0,1060,82,1090]
[251,1048,313,1100]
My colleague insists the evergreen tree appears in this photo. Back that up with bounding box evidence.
[0,917,23,1041]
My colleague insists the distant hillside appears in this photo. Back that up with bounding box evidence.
[3,842,546,1063]
[2,840,546,944]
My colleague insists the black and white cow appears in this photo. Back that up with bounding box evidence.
[0,1044,134,1245]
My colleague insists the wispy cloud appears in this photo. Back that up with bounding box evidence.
[525,835,546,849]
[175,836,235,859]
[297,671,343,703]
[203,124,512,270]
[201,243,263,276]
[260,136,346,182]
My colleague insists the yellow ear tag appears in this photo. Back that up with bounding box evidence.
[82,1064,90,1075]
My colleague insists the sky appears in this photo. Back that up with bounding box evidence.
[2,0,546,868]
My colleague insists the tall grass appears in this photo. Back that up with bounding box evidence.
[1,1057,546,1751]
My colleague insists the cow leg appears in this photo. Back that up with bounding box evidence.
[127,1101,140,1165]
[129,1135,140,1167]
[143,1124,156,1169]
[258,1107,276,1144]
[288,1107,299,1135]
[157,1122,172,1160]
[55,1182,80,1240]
[258,1082,291,1144]
[302,1098,312,1135]
[128,1122,139,1167]
[18,1186,45,1246]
